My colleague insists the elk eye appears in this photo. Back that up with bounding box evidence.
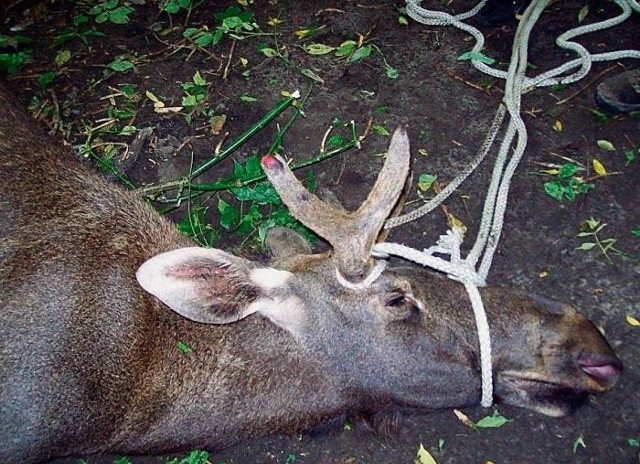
[386,292,407,307]
[385,291,421,321]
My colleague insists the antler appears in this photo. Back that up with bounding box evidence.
[261,127,411,282]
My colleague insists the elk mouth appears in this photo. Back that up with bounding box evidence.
[496,351,623,416]
[496,374,591,417]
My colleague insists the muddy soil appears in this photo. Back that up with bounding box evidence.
[2,0,639,463]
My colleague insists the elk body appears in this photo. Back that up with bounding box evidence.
[0,84,623,463]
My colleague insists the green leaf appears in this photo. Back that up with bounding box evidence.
[55,49,71,67]
[632,228,640,238]
[108,58,134,73]
[576,242,597,251]
[95,11,109,23]
[37,71,56,88]
[596,139,615,151]
[217,198,239,230]
[458,51,497,65]
[244,155,263,177]
[300,68,324,83]
[304,43,335,55]
[572,435,586,453]
[183,27,198,38]
[193,70,206,85]
[350,44,372,63]
[326,134,346,149]
[543,181,564,201]
[177,341,193,354]
[385,65,399,79]
[235,204,262,235]
[0,51,29,74]
[335,40,357,57]
[629,438,640,447]
[231,183,280,204]
[239,94,257,103]
[557,163,578,179]
[418,174,437,192]
[109,6,134,24]
[182,94,198,106]
[259,46,278,57]
[371,124,390,136]
[474,411,511,428]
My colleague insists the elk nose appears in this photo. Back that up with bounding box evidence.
[577,352,623,389]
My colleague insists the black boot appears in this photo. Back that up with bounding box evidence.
[475,0,532,26]
[596,68,640,113]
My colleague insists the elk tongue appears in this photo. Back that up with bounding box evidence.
[577,352,623,381]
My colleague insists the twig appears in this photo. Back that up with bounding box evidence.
[555,63,621,106]
[222,39,236,80]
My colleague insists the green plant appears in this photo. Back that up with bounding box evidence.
[181,71,210,122]
[302,38,399,80]
[71,85,143,188]
[89,0,135,24]
[52,14,105,47]
[541,163,594,201]
[215,154,317,246]
[576,217,626,264]
[165,450,211,464]
[106,56,135,74]
[183,5,259,48]
[162,0,196,14]
[624,146,638,165]
[0,34,33,74]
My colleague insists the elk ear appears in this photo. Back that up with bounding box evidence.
[136,247,292,325]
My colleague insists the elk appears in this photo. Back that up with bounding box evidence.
[0,84,622,463]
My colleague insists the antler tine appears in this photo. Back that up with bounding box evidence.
[261,127,410,282]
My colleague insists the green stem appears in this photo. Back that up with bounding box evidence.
[189,91,300,180]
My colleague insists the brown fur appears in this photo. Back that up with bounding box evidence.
[0,85,622,463]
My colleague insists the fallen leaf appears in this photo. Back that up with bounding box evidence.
[453,409,475,428]
[415,444,437,464]
[209,114,226,135]
[597,139,616,151]
[592,159,607,176]
[553,120,563,132]
[446,213,467,235]
[626,314,640,326]
[475,411,511,428]
[572,435,586,453]
[578,4,589,22]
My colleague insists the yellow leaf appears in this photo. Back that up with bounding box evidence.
[267,17,282,27]
[295,29,311,39]
[553,120,563,132]
[415,443,438,464]
[446,213,467,236]
[453,409,476,428]
[626,314,640,326]
[592,159,607,176]
[145,90,164,108]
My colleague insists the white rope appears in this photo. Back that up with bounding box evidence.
[380,0,639,408]
[335,259,388,290]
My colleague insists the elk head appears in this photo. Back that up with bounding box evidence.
[139,128,622,419]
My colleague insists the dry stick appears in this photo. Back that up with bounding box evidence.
[222,40,236,80]
[554,63,621,105]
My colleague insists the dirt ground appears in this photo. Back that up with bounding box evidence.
[2,0,639,463]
